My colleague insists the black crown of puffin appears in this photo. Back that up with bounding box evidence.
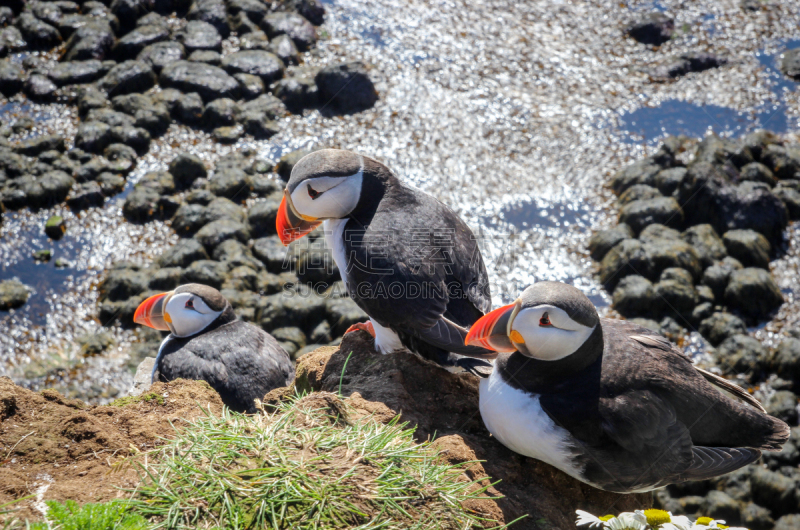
[465,281,599,360]
[277,149,366,246]
[134,283,231,338]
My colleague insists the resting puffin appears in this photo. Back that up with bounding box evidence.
[134,283,294,413]
[465,281,789,493]
[276,148,495,373]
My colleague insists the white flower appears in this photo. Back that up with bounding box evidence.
[606,512,647,530]
[695,520,726,529]
[662,515,693,530]
[576,510,605,528]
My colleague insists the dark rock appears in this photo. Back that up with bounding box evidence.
[202,97,240,127]
[186,188,215,205]
[287,0,325,26]
[104,143,138,174]
[722,229,771,269]
[151,88,183,115]
[612,275,659,317]
[702,491,741,525]
[113,94,171,136]
[212,125,244,143]
[776,515,800,530]
[227,12,259,37]
[172,203,209,235]
[696,285,714,304]
[157,238,209,268]
[212,239,261,270]
[654,278,697,319]
[204,197,245,223]
[724,267,783,319]
[773,184,800,220]
[97,172,126,195]
[63,20,115,61]
[611,161,663,196]
[678,161,788,244]
[24,170,74,208]
[0,7,11,27]
[652,52,727,80]
[588,224,633,262]
[741,503,773,530]
[188,49,222,65]
[233,73,265,100]
[108,125,151,155]
[66,181,105,210]
[110,0,153,31]
[625,12,673,46]
[681,224,726,267]
[33,248,52,262]
[273,73,320,112]
[160,60,239,102]
[309,320,331,344]
[168,152,207,189]
[240,93,287,120]
[239,30,270,50]
[194,219,250,250]
[177,20,222,52]
[0,60,26,97]
[253,236,289,273]
[699,312,747,347]
[618,197,683,235]
[644,238,702,281]
[639,225,680,245]
[773,337,800,381]
[260,12,316,51]
[617,184,661,206]
[701,257,742,301]
[760,144,800,180]
[691,302,713,323]
[181,259,227,289]
[325,297,368,337]
[98,60,156,97]
[239,112,278,139]
[137,41,186,74]
[208,167,248,199]
[654,167,687,196]
[780,48,800,80]
[24,73,57,100]
[716,334,766,379]
[221,50,284,84]
[122,186,160,222]
[741,161,778,187]
[137,12,167,28]
[17,12,61,49]
[222,265,259,291]
[227,0,267,24]
[315,62,378,115]
[248,197,282,238]
[77,86,110,117]
[256,288,327,332]
[48,60,105,87]
[269,34,300,65]
[187,0,229,37]
[87,108,136,128]
[175,91,204,124]
[15,134,64,157]
[100,268,148,302]
[113,24,169,60]
[275,149,311,181]
[766,390,798,424]
[45,215,66,240]
[0,279,29,310]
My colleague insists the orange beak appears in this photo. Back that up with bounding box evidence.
[276,191,321,246]
[465,302,520,353]
[134,292,173,331]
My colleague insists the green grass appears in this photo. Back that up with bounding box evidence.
[129,392,510,530]
[27,500,148,530]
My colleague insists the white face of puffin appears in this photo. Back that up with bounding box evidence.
[163,292,223,338]
[289,171,364,221]
[509,305,596,361]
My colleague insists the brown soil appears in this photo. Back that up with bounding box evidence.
[296,333,652,530]
[0,377,223,522]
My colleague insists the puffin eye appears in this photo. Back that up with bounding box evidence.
[539,312,551,327]
[307,185,321,200]
[185,298,194,310]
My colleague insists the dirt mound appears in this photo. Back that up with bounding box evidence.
[296,333,652,529]
[0,377,223,521]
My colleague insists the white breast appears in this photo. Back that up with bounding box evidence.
[479,369,586,482]
[324,219,350,288]
[151,335,173,383]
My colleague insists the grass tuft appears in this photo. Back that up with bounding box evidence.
[27,500,148,530]
[109,392,165,407]
[130,392,510,529]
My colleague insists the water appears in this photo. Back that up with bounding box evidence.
[2,0,800,401]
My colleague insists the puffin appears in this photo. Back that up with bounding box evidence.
[465,281,789,493]
[276,148,496,373]
[133,283,294,413]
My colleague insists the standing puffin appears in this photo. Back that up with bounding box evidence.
[276,149,495,372]
[465,281,789,492]
[134,283,294,413]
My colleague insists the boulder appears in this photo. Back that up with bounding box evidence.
[207,167,248,199]
[0,60,26,97]
[113,24,169,60]
[0,279,28,310]
[715,334,767,380]
[234,73,265,100]
[110,0,153,31]
[188,49,222,65]
[177,20,222,52]
[122,186,161,222]
[625,12,673,46]
[699,312,747,346]
[175,92,204,124]
[612,275,660,317]
[24,73,58,101]
[137,41,186,73]
[700,257,742,301]
[48,60,106,86]
[651,53,727,80]
[722,229,771,269]
[16,12,61,49]
[156,238,209,268]
[588,224,633,261]
[287,0,326,26]
[203,98,240,128]
[98,60,156,97]
[294,333,651,528]
[772,337,800,381]
[63,20,115,61]
[702,491,741,525]
[269,34,300,65]
[260,12,316,50]
[273,74,320,112]
[160,60,239,102]
[66,181,105,210]
[253,236,289,273]
[654,167,687,196]
[168,152,207,189]
[780,48,800,80]
[740,161,778,187]
[681,224,726,268]
[315,62,378,115]
[14,134,64,156]
[221,50,284,84]
[724,268,783,320]
[611,160,662,195]
[186,0,229,37]
[618,197,684,235]
[181,259,227,289]
[228,0,267,24]
[194,219,250,250]
[766,390,799,425]
[617,184,662,206]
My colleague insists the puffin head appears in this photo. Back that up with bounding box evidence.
[465,281,599,360]
[133,283,233,338]
[276,149,366,245]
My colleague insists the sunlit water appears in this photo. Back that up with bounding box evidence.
[1,0,799,400]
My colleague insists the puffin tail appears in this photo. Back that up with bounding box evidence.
[757,415,791,452]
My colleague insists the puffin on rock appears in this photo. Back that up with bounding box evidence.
[134,283,294,413]
[276,148,496,373]
[465,281,789,493]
